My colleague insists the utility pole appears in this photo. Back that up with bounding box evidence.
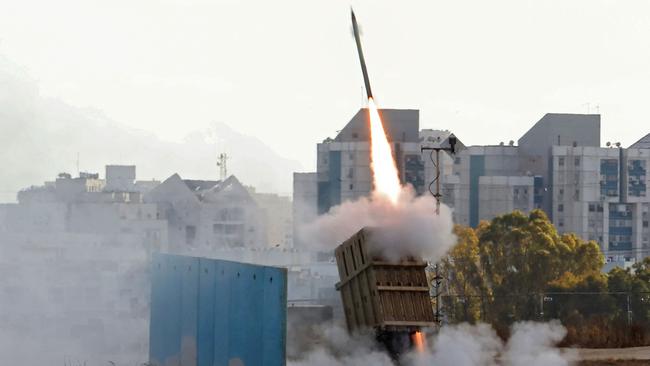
[421,135,458,326]
[627,293,632,326]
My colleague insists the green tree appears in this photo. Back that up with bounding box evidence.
[440,225,487,323]
[608,258,650,324]
[474,209,603,324]
[546,271,613,322]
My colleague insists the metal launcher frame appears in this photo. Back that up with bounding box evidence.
[334,227,435,333]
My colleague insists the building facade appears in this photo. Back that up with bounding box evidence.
[145,174,267,249]
[551,145,650,259]
[445,113,650,261]
[248,188,293,248]
[316,108,423,214]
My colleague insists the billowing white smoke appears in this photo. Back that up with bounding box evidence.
[407,323,501,366]
[409,320,575,366]
[300,186,456,262]
[290,322,576,366]
[289,325,394,366]
[502,321,576,366]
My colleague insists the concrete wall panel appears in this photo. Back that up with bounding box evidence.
[150,254,287,366]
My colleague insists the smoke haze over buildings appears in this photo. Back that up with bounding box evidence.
[0,54,301,203]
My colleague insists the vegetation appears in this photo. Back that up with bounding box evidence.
[439,209,650,347]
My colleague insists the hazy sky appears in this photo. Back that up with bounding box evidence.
[2,0,650,171]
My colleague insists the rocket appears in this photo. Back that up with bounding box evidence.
[351,9,373,99]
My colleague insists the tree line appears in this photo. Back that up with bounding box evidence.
[438,209,650,347]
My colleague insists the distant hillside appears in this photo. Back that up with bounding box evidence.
[0,55,301,201]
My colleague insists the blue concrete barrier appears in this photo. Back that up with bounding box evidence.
[149,253,287,366]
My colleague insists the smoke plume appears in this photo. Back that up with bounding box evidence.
[407,323,502,366]
[288,324,394,366]
[502,321,576,366]
[290,322,576,366]
[299,185,456,262]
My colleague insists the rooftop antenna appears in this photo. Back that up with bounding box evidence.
[217,153,229,180]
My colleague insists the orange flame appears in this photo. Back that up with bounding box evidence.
[367,97,401,203]
[411,331,426,353]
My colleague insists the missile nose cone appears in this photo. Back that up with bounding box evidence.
[349,8,373,100]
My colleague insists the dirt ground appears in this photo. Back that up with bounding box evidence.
[579,361,650,366]
[568,346,650,365]
[572,346,650,361]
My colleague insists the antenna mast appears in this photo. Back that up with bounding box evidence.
[217,153,229,180]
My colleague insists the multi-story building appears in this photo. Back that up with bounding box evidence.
[294,108,462,249]
[450,144,532,227]
[145,174,266,249]
[316,108,423,214]
[248,187,293,248]
[0,164,338,364]
[0,165,168,364]
[292,172,318,248]
[296,108,650,262]
[7,165,168,251]
[447,113,650,261]
[551,145,650,259]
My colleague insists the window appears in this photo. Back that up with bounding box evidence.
[589,204,595,212]
[600,159,619,197]
[455,157,461,165]
[558,204,564,212]
[644,221,649,228]
[575,157,580,166]
[185,225,196,244]
[349,184,354,190]
[559,157,565,167]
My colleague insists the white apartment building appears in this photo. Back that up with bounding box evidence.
[552,145,650,259]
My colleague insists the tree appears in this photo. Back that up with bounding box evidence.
[608,258,650,325]
[462,209,602,324]
[440,209,650,347]
[440,225,486,323]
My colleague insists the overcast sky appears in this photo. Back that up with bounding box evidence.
[2,0,650,171]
